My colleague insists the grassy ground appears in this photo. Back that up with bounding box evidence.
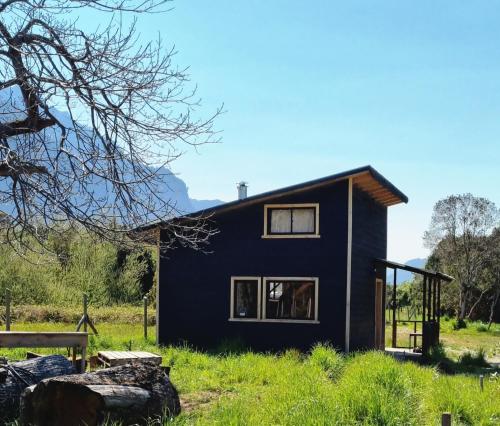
[385,317,500,363]
[439,318,500,363]
[1,320,499,425]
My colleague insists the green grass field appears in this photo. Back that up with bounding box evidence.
[1,316,499,426]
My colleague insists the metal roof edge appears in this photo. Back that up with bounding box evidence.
[137,165,408,230]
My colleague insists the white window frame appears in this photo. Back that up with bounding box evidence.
[261,277,319,324]
[229,276,262,321]
[262,203,320,239]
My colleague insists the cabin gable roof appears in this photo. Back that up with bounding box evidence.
[193,165,407,217]
[139,165,407,232]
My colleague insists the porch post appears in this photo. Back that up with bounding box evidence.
[422,275,427,325]
[392,268,397,348]
[433,277,438,321]
[437,279,442,341]
[427,277,432,321]
[437,279,441,323]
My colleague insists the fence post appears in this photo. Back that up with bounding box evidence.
[83,293,88,333]
[5,288,11,331]
[479,375,484,392]
[143,295,148,339]
[441,412,451,426]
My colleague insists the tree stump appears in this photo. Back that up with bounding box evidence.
[20,362,180,426]
[0,355,75,424]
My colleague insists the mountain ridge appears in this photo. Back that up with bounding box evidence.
[387,258,427,284]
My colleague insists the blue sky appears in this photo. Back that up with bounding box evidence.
[94,1,500,261]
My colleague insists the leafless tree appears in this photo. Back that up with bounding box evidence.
[424,194,499,320]
[0,0,220,254]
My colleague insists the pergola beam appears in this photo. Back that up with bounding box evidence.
[374,259,453,282]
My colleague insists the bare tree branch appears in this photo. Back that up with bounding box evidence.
[0,0,221,254]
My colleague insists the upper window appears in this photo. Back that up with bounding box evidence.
[263,204,319,238]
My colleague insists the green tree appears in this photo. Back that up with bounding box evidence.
[424,194,499,320]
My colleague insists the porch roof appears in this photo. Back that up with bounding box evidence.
[375,258,454,282]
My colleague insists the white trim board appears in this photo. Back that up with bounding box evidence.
[345,178,353,353]
[155,231,161,344]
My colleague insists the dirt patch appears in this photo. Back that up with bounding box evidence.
[180,390,224,413]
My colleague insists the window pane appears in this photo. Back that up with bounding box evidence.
[234,280,258,318]
[270,209,291,233]
[292,208,315,233]
[265,280,315,320]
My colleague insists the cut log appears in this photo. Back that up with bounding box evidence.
[0,355,75,424]
[20,362,180,426]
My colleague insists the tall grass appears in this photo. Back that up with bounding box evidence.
[170,348,499,426]
[2,323,499,425]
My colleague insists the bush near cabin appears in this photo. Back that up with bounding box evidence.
[0,231,155,307]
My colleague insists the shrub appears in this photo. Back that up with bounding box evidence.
[476,323,488,332]
[452,318,467,330]
[458,348,489,368]
[427,342,447,362]
[0,231,156,307]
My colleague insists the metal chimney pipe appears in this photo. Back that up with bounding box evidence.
[237,182,248,200]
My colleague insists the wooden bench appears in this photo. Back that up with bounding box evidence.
[98,351,162,367]
[409,332,422,350]
[0,332,88,371]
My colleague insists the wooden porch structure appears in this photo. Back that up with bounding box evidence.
[375,259,453,354]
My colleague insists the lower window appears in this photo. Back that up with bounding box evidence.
[264,278,317,321]
[229,276,319,322]
[230,277,261,320]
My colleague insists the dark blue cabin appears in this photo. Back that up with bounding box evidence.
[154,166,409,352]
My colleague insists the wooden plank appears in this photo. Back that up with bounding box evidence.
[100,351,117,360]
[353,180,402,207]
[364,187,389,196]
[131,351,159,357]
[0,332,88,348]
[97,351,162,367]
[373,193,398,202]
[117,351,135,359]
[358,182,383,191]
[132,352,162,364]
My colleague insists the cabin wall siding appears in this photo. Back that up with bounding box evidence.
[158,181,349,351]
[350,186,387,351]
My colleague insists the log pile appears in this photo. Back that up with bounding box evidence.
[20,362,180,426]
[0,355,75,424]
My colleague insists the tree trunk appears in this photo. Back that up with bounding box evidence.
[458,288,468,320]
[0,355,75,424]
[488,288,500,330]
[20,362,180,426]
[466,289,487,320]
